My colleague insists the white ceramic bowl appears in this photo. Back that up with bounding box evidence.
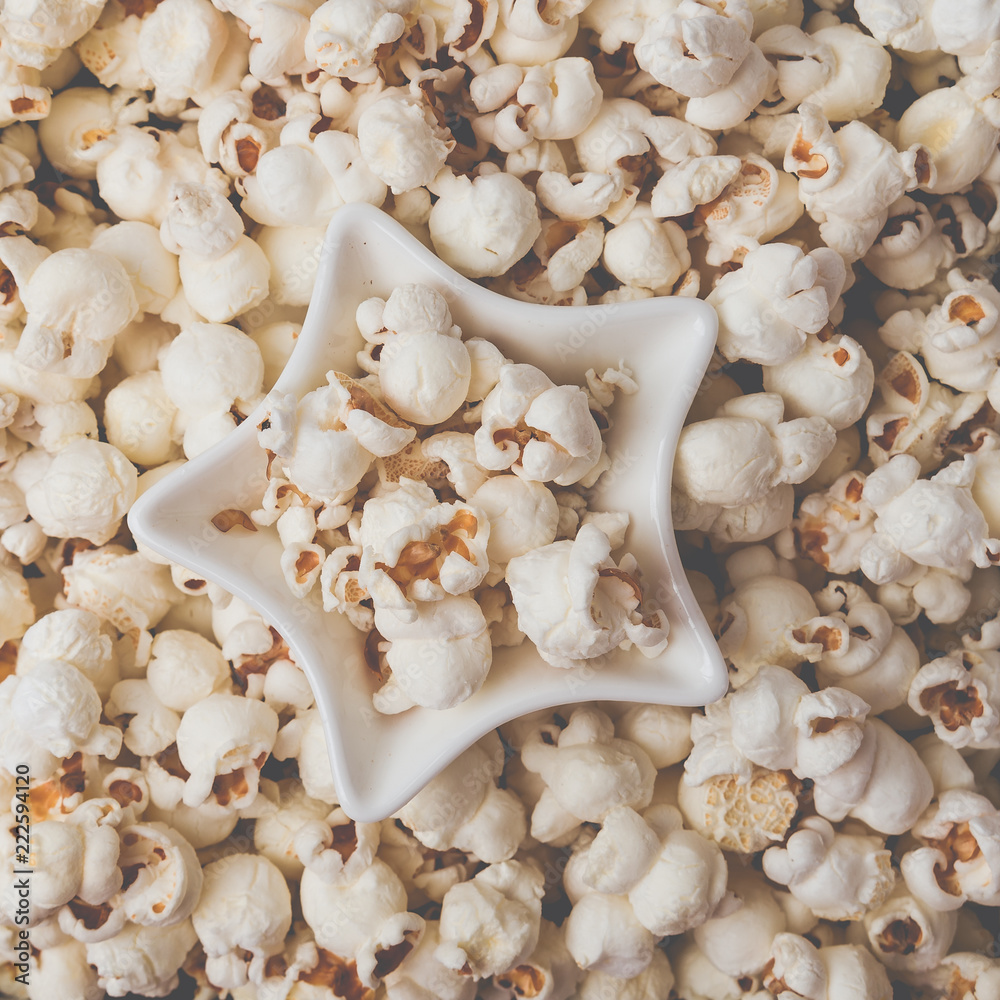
[128,204,727,822]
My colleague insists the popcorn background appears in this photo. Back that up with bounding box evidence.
[2,0,1000,997]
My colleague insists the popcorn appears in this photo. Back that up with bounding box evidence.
[519,707,655,844]
[788,108,929,262]
[428,168,541,278]
[707,241,847,366]
[0,235,47,331]
[470,473,559,581]
[358,283,472,425]
[259,371,413,501]
[235,5,313,80]
[294,808,382,888]
[712,547,820,685]
[881,269,1000,397]
[192,853,292,989]
[901,789,1000,910]
[373,595,493,711]
[36,87,143,181]
[684,665,865,787]
[105,678,180,757]
[490,0,580,64]
[810,717,933,836]
[137,0,230,104]
[271,707,337,807]
[177,232,271,324]
[5,7,1000,996]
[759,20,892,121]
[0,561,33,645]
[764,935,893,1000]
[762,816,895,921]
[698,153,804,267]
[859,453,1000,593]
[15,246,138,379]
[22,438,135,544]
[358,85,456,194]
[575,803,729,943]
[474,362,603,485]
[61,544,179,634]
[895,47,1000,196]
[634,1,754,100]
[90,220,180,319]
[358,478,490,614]
[505,523,668,669]
[666,937,748,1000]
[196,88,282,181]
[635,1,777,131]
[102,370,181,468]
[436,860,544,979]
[23,939,100,1000]
[612,703,693,769]
[575,945,674,1000]
[86,919,198,998]
[563,891,656,981]
[650,153,742,219]
[863,884,958,976]
[602,210,690,291]
[145,627,232,712]
[395,732,526,863]
[306,0,408,83]
[852,0,937,52]
[673,393,835,522]
[382,919,478,1000]
[300,856,424,988]
[160,181,243,259]
[779,468,874,575]
[0,0,105,70]
[412,0,498,62]
[535,169,627,225]
[16,606,118,698]
[90,125,228,228]
[112,314,177,378]
[238,120,387,228]
[159,321,264,457]
[864,196,950,290]
[74,1,153,89]
[115,820,203,927]
[701,875,807,984]
[175,691,278,808]
[908,649,1000,749]
[379,818,475,905]
[761,332,873,431]
[677,762,801,854]
[9,812,121,929]
[253,778,333,880]
[473,57,603,152]
[810,579,920,715]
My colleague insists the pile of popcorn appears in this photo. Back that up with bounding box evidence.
[4,0,1000,997]
[252,281,667,714]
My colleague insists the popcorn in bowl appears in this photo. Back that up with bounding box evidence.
[129,204,724,821]
[3,3,1000,998]
[251,279,668,713]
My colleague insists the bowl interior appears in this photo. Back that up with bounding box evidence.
[128,204,728,821]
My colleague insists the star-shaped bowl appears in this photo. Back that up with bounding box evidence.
[128,203,727,822]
